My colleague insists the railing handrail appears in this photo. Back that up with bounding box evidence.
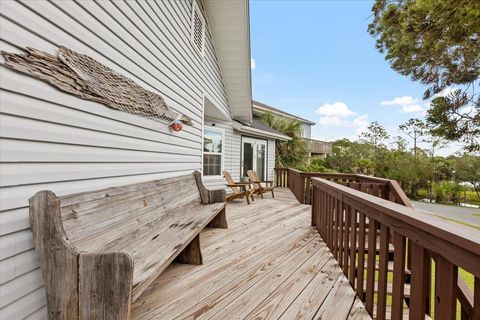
[279,168,413,207]
[312,177,480,277]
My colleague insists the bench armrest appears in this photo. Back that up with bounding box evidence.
[194,171,226,204]
[252,180,274,186]
[208,189,226,203]
[232,181,252,185]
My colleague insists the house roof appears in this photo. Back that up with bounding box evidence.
[204,1,252,123]
[233,118,291,141]
[252,100,316,125]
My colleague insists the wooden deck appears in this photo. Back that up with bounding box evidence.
[131,188,371,320]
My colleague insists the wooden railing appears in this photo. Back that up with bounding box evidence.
[275,168,480,319]
[276,168,411,207]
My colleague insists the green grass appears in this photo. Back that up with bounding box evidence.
[416,189,480,206]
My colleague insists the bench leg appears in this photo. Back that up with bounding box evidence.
[79,252,133,320]
[175,234,203,265]
[207,207,228,229]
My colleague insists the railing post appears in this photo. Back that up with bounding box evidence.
[305,177,311,205]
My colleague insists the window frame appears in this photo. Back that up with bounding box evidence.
[202,126,225,179]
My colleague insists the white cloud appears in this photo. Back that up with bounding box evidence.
[319,113,369,129]
[381,96,418,106]
[251,58,256,70]
[352,114,369,127]
[313,102,370,141]
[353,115,369,136]
[315,102,356,117]
[401,104,423,113]
[318,116,349,126]
[381,95,425,114]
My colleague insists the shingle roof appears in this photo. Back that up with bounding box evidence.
[233,117,291,141]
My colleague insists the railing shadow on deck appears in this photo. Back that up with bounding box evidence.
[275,168,480,320]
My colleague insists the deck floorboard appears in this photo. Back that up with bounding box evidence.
[131,188,371,320]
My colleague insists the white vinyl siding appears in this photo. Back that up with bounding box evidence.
[268,139,276,181]
[0,0,229,318]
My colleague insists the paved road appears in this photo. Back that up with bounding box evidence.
[412,201,480,228]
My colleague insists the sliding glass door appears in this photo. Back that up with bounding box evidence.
[242,137,267,181]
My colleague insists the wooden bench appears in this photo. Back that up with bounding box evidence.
[29,171,226,320]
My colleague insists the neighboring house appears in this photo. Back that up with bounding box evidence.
[0,1,290,318]
[252,100,332,159]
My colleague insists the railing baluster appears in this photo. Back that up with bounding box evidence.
[391,231,406,320]
[377,224,389,320]
[318,190,323,235]
[332,198,339,259]
[325,193,330,245]
[424,255,432,316]
[434,255,458,320]
[365,218,378,315]
[321,191,326,237]
[474,277,480,320]
[343,204,351,276]
[328,195,334,248]
[349,206,357,288]
[409,242,429,319]
[338,200,344,268]
[356,212,366,301]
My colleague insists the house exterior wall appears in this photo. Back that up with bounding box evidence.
[0,1,230,318]
[202,118,276,190]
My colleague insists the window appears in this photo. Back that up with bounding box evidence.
[190,1,205,56]
[203,127,224,176]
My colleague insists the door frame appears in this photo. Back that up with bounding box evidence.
[240,136,268,180]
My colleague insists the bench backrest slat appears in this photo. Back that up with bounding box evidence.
[60,174,200,251]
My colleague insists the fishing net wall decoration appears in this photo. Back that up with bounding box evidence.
[1,46,192,126]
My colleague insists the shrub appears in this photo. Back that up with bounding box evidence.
[432,181,464,204]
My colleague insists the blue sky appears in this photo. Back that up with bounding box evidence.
[250,0,460,155]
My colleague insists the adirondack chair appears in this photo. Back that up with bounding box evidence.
[223,170,254,204]
[247,170,275,199]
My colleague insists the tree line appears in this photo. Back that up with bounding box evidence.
[302,119,480,205]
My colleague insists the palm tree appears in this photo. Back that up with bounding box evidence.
[261,112,307,168]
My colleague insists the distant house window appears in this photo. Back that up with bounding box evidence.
[203,127,224,176]
[191,1,205,56]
